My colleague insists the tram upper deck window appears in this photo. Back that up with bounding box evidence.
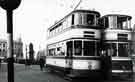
[81,13,96,25]
[98,17,108,28]
[107,15,131,29]
[108,16,117,29]
[84,41,95,56]
[86,14,95,25]
[117,16,131,29]
[74,41,82,56]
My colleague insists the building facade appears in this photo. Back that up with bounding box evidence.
[0,38,23,59]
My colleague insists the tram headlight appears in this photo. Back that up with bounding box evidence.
[88,62,92,70]
[122,66,126,70]
[88,64,92,70]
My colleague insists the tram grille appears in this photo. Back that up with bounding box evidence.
[84,31,95,38]
[117,34,128,40]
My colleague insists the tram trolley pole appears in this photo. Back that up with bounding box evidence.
[0,0,21,82]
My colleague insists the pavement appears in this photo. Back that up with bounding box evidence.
[0,63,68,82]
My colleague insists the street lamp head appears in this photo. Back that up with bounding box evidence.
[0,0,21,11]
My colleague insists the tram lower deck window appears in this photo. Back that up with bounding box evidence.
[84,41,95,56]
[118,43,129,57]
[74,41,82,56]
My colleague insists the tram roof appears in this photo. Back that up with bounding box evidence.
[72,10,100,17]
[101,14,132,20]
[47,9,100,31]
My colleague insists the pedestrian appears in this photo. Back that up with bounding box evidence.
[101,50,112,80]
[39,58,45,71]
[0,59,1,68]
[25,59,31,70]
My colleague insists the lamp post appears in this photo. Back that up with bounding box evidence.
[0,0,21,82]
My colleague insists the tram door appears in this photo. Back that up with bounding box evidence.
[67,41,73,58]
[66,41,73,73]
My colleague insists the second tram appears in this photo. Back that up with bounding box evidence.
[100,14,133,78]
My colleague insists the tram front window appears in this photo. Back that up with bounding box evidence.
[74,41,82,56]
[84,41,95,56]
[86,14,95,25]
[118,43,129,57]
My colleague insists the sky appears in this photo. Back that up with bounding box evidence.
[0,0,135,54]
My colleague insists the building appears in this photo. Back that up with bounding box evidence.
[0,38,23,59]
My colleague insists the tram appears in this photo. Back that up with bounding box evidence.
[99,14,133,78]
[46,10,103,79]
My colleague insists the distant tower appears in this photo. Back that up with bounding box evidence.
[29,43,34,60]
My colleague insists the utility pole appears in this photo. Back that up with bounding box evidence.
[74,0,82,10]
[0,0,21,82]
[26,45,28,60]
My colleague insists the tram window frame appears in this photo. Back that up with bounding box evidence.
[74,40,82,56]
[83,41,95,56]
[56,47,63,56]
[118,43,129,57]
[49,48,56,56]
[97,41,101,56]
[104,18,109,28]
[66,41,73,57]
[82,13,96,26]
[117,18,123,29]
[86,14,95,25]
[79,13,82,25]
[117,17,130,29]
[71,14,75,25]
[63,20,67,30]
[67,15,72,28]
[98,17,108,28]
